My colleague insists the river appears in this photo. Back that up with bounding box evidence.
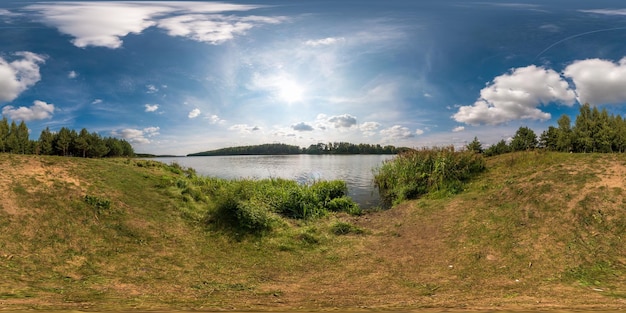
[150,154,395,208]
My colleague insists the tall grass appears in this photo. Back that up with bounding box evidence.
[139,160,362,235]
[374,146,486,206]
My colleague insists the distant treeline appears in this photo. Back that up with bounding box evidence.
[0,117,134,157]
[467,103,626,156]
[188,142,411,156]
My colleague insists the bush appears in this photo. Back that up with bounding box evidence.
[374,146,486,206]
[206,177,360,234]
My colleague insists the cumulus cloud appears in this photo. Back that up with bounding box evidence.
[563,57,626,105]
[0,52,46,102]
[453,65,576,125]
[380,125,415,140]
[328,114,357,128]
[415,128,425,135]
[113,126,159,144]
[25,2,282,48]
[305,37,345,47]
[68,70,78,78]
[2,100,54,121]
[145,103,159,112]
[452,126,465,132]
[359,121,381,132]
[292,122,314,131]
[206,114,226,124]
[188,108,201,118]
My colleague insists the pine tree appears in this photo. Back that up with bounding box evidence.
[0,117,8,152]
[466,136,483,153]
[55,127,72,156]
[510,126,537,151]
[38,127,54,155]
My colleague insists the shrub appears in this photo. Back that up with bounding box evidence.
[331,221,364,235]
[327,196,362,215]
[374,146,486,206]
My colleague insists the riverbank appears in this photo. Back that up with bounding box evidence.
[0,152,624,311]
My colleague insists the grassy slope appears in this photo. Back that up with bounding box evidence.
[0,152,624,311]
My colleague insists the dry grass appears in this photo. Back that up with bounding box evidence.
[0,152,624,311]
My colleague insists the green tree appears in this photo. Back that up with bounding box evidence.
[0,117,9,152]
[539,126,558,150]
[466,137,483,153]
[556,114,573,152]
[55,127,72,156]
[510,126,537,151]
[75,128,90,158]
[88,132,109,158]
[38,127,54,155]
[573,104,594,152]
[16,121,29,154]
[484,139,510,157]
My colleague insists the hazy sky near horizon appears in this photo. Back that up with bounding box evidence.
[3,0,626,154]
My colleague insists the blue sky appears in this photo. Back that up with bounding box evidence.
[3,0,626,154]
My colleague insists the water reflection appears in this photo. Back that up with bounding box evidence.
[151,154,394,208]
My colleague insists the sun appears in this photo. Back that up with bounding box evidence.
[277,80,305,103]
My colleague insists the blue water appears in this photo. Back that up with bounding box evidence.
[150,154,394,208]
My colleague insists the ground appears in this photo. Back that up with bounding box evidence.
[0,152,624,311]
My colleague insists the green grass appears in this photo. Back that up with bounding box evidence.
[0,152,624,310]
[374,146,486,206]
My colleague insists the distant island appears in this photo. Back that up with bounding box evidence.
[187,142,412,156]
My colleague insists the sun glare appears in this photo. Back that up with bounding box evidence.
[277,80,305,103]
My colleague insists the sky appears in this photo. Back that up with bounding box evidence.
[3,0,626,155]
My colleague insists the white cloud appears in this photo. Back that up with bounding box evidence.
[0,52,45,102]
[539,24,560,32]
[92,99,103,105]
[328,114,357,128]
[452,126,465,132]
[25,2,281,48]
[143,126,160,137]
[113,126,159,144]
[415,128,425,135]
[229,124,260,133]
[145,103,159,112]
[380,125,415,140]
[206,114,226,124]
[146,84,158,93]
[68,70,78,78]
[2,100,54,121]
[359,121,380,132]
[305,37,345,47]
[580,9,626,16]
[453,65,576,125]
[563,57,626,105]
[292,122,314,131]
[188,108,201,118]
[158,14,285,45]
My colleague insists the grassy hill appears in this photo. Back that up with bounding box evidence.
[0,152,624,311]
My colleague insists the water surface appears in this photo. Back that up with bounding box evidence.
[151,154,394,208]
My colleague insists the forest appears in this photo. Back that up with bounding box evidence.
[469,103,626,156]
[187,142,411,156]
[0,117,134,158]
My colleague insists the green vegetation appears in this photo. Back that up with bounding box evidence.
[136,160,361,235]
[0,117,133,157]
[188,142,410,156]
[374,146,486,206]
[0,152,625,311]
[480,103,626,157]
